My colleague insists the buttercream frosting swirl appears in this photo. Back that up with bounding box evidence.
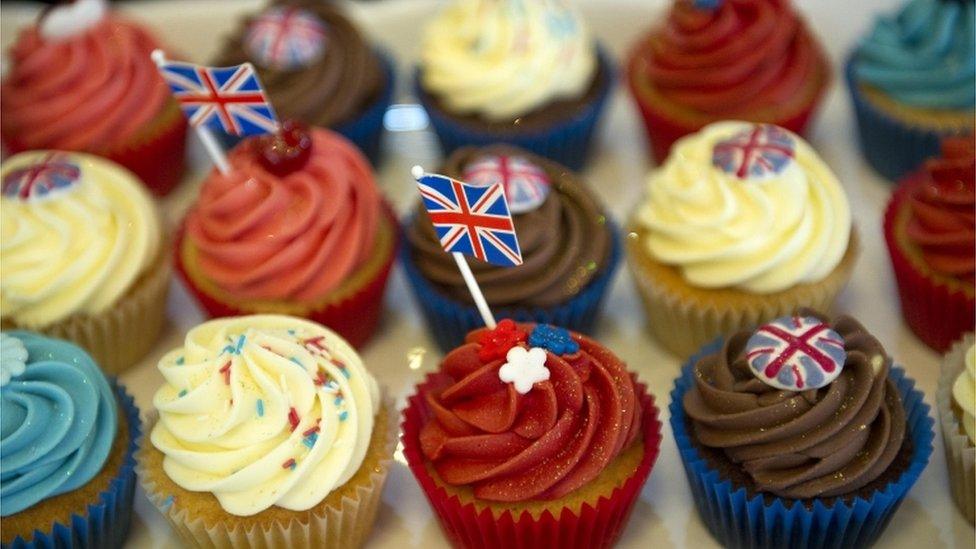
[419,322,642,502]
[184,129,381,302]
[407,146,611,307]
[634,121,851,293]
[150,315,380,516]
[1,151,161,328]
[683,310,907,499]
[1,15,175,151]
[629,0,827,118]
[420,0,597,120]
[853,0,975,109]
[216,0,384,127]
[906,137,975,286]
[953,343,976,445]
[1,331,118,516]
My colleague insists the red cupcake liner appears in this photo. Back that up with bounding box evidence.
[883,175,975,353]
[401,374,662,549]
[174,201,400,349]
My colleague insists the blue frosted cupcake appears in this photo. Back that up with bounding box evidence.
[414,0,613,171]
[402,145,619,351]
[670,310,934,549]
[0,332,141,549]
[847,0,975,181]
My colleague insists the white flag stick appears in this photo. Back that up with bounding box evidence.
[151,49,230,175]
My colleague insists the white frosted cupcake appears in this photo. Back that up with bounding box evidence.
[937,333,975,523]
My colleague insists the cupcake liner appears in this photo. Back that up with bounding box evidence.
[400,218,621,352]
[401,374,662,549]
[669,338,935,549]
[332,49,396,167]
[625,223,859,359]
[845,57,970,183]
[3,380,142,549]
[883,181,975,353]
[936,334,975,523]
[415,46,614,172]
[175,202,399,349]
[137,398,398,549]
[3,246,173,375]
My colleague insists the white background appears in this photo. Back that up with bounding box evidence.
[1,0,973,547]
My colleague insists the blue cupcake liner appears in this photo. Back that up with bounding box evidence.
[3,380,142,549]
[400,217,622,351]
[845,56,969,182]
[414,46,615,171]
[669,338,935,549]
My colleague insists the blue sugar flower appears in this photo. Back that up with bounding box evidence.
[528,324,580,356]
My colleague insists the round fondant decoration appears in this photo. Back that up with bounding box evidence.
[498,345,550,394]
[244,6,328,71]
[712,124,796,180]
[745,316,846,391]
[1,153,81,201]
[462,155,551,214]
[0,334,28,386]
[40,0,107,41]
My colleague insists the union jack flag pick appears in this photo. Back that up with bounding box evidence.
[153,52,279,137]
[412,166,523,267]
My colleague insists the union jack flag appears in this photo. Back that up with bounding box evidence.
[462,154,551,214]
[155,60,279,137]
[414,169,523,267]
[744,316,847,391]
[712,124,796,180]
[2,153,80,200]
[244,6,328,70]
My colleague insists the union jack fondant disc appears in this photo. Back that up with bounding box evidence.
[712,124,796,180]
[244,6,327,70]
[744,316,847,391]
[462,155,551,214]
[2,154,81,201]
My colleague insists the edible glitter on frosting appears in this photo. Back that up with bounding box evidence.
[745,315,847,391]
[711,124,796,180]
[244,6,328,71]
[462,154,551,214]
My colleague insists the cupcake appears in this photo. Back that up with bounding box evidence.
[1,331,142,548]
[402,145,620,351]
[1,150,170,374]
[0,1,188,195]
[626,121,857,358]
[175,123,398,348]
[883,137,974,352]
[937,334,975,523]
[401,320,662,548]
[627,0,830,162]
[137,315,396,548]
[415,0,613,171]
[846,0,975,181]
[215,0,394,164]
[670,310,934,548]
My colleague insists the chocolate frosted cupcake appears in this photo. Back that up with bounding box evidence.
[216,0,394,163]
[670,310,934,548]
[401,145,620,350]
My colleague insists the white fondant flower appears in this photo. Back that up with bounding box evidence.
[0,333,29,386]
[498,346,549,394]
[40,0,107,41]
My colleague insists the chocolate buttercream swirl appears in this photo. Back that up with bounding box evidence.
[216,0,383,127]
[407,146,611,307]
[683,310,907,499]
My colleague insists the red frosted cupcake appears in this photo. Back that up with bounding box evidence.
[884,137,975,352]
[175,122,397,348]
[401,321,662,548]
[0,2,187,195]
[627,0,830,161]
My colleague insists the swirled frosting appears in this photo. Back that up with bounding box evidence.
[1,151,161,328]
[0,15,174,152]
[150,315,380,516]
[683,310,907,499]
[953,343,976,445]
[1,331,118,516]
[419,322,642,502]
[629,0,827,118]
[216,0,384,127]
[184,129,381,302]
[407,146,611,307]
[906,137,975,286]
[634,121,851,293]
[420,0,597,121]
[853,0,975,109]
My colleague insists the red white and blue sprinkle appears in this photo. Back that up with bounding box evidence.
[256,399,265,417]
